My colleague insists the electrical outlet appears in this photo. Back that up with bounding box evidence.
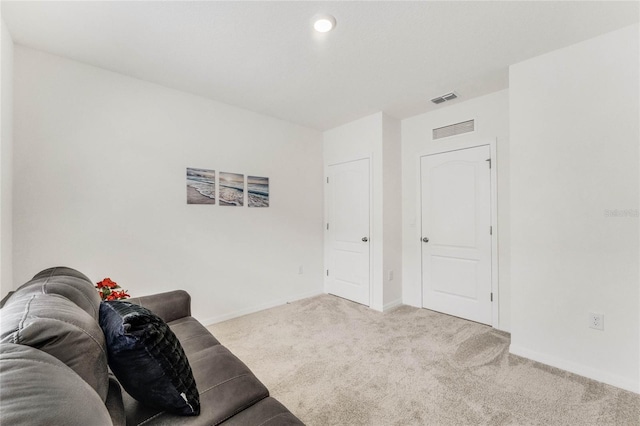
[388,270,394,281]
[298,266,304,275]
[589,312,604,331]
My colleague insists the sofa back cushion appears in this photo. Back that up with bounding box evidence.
[6,266,101,319]
[0,343,112,426]
[32,265,93,282]
[0,293,109,401]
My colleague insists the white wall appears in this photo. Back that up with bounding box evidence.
[323,112,402,311]
[382,114,402,309]
[401,90,510,330]
[509,25,639,393]
[13,47,324,324]
[0,19,13,300]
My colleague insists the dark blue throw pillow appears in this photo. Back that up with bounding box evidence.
[99,301,200,416]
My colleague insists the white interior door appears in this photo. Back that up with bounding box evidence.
[421,145,492,325]
[326,158,370,306]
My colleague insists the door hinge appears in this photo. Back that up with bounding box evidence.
[486,158,491,169]
[326,177,329,183]
[326,270,329,276]
[491,292,493,302]
[489,226,493,235]
[326,223,329,230]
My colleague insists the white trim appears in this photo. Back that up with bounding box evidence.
[416,138,500,329]
[489,141,499,329]
[325,155,371,167]
[510,344,640,394]
[383,298,403,311]
[199,289,323,326]
[367,152,376,310]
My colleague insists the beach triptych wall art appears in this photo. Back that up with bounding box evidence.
[219,172,244,206]
[248,176,269,207]
[186,168,216,204]
[186,168,269,208]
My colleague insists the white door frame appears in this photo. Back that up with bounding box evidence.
[417,138,499,327]
[324,155,374,307]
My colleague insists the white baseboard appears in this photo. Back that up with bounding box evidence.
[383,298,403,311]
[199,289,323,327]
[494,324,511,333]
[509,344,639,394]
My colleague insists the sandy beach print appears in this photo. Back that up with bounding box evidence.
[248,176,269,207]
[219,172,244,206]
[187,168,215,204]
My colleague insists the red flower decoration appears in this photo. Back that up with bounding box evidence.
[97,278,118,289]
[96,278,130,301]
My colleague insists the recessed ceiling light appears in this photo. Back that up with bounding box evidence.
[313,15,336,33]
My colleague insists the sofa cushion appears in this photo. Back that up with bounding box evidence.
[106,373,127,426]
[6,266,101,319]
[32,265,93,282]
[123,341,270,425]
[0,293,109,401]
[0,343,112,426]
[187,345,270,424]
[100,300,200,416]
[221,397,304,425]
[169,316,221,354]
[168,317,274,424]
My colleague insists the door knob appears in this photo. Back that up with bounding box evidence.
[362,237,369,242]
[422,237,429,243]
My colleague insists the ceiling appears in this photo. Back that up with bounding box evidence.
[2,1,638,130]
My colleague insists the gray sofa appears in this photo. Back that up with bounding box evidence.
[0,267,303,425]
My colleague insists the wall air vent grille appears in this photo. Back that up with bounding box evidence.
[432,119,475,140]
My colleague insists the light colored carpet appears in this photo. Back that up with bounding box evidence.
[207,295,640,425]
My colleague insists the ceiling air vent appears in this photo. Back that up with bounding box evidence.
[431,92,457,105]
[432,119,475,140]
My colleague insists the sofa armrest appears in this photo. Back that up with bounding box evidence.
[128,290,191,323]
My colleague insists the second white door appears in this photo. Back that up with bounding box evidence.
[421,145,492,325]
[326,158,370,306]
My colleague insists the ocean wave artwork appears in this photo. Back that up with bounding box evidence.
[248,176,269,207]
[187,167,215,204]
[219,172,244,206]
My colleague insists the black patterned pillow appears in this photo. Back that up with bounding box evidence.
[99,301,200,416]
